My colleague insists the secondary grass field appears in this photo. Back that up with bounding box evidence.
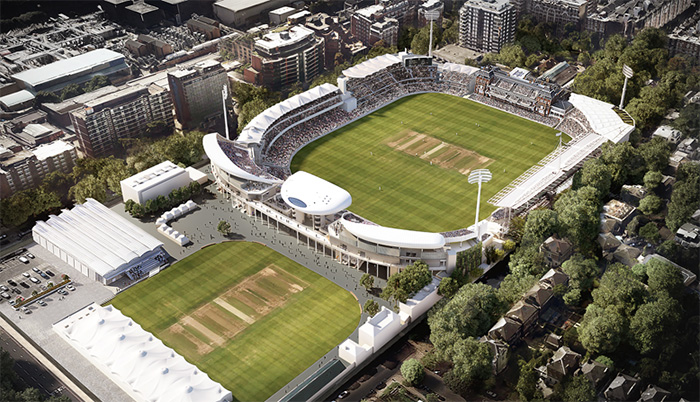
[108,242,360,401]
[291,93,565,232]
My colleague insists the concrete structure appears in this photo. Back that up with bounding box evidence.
[269,6,297,25]
[669,13,700,64]
[653,125,682,144]
[213,0,293,28]
[242,26,325,90]
[10,49,129,94]
[0,90,35,112]
[69,84,173,157]
[527,0,587,29]
[33,198,169,285]
[0,140,77,198]
[187,17,221,40]
[459,0,516,53]
[120,161,192,205]
[587,0,692,38]
[168,60,228,129]
[351,4,400,47]
[54,303,232,402]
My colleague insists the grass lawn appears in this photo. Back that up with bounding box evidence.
[291,93,565,232]
[108,242,361,401]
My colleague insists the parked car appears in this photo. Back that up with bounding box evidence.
[38,300,47,306]
[66,284,75,291]
[18,256,29,264]
[12,288,21,295]
[39,272,49,279]
[338,391,350,399]
[29,277,40,284]
[0,285,8,292]
[45,270,54,277]
[19,282,29,288]
[7,279,17,286]
[0,234,7,240]
[32,267,40,273]
[0,292,10,299]
[58,289,68,295]
[25,253,34,259]
[22,272,30,278]
[9,300,16,306]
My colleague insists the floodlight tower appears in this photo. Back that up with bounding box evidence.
[222,84,230,140]
[468,169,492,240]
[556,132,563,173]
[425,10,440,58]
[620,64,634,109]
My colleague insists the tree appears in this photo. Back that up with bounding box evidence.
[217,220,231,236]
[237,97,275,133]
[666,162,700,232]
[381,261,432,304]
[639,222,660,243]
[496,44,527,68]
[599,141,644,190]
[630,296,681,355]
[563,288,582,306]
[401,358,425,386]
[561,253,599,293]
[638,194,663,215]
[442,337,493,394]
[591,263,647,313]
[517,362,539,401]
[578,304,627,355]
[428,283,503,351]
[595,355,614,368]
[522,209,559,246]
[360,273,374,292]
[646,258,683,298]
[411,24,441,55]
[438,276,459,298]
[364,299,380,317]
[673,103,700,138]
[554,187,601,253]
[508,216,526,244]
[98,157,131,194]
[576,158,612,199]
[0,190,36,227]
[508,245,546,278]
[643,170,663,192]
[497,273,537,305]
[638,137,671,173]
[563,375,595,402]
[70,175,106,204]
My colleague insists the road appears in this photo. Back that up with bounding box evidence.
[0,326,81,401]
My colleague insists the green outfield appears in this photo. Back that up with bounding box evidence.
[291,93,565,232]
[108,242,361,401]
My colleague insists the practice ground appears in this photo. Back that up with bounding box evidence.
[291,93,564,232]
[108,242,361,401]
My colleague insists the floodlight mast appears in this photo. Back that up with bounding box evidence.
[222,84,230,140]
[425,10,440,58]
[468,169,492,240]
[620,64,634,109]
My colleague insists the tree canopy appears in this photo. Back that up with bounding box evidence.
[401,358,425,385]
[381,261,432,304]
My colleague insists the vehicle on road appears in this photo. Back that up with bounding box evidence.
[29,277,40,284]
[18,256,29,264]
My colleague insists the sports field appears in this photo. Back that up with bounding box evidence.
[108,242,361,401]
[291,93,565,232]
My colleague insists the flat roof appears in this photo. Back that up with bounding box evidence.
[31,140,73,160]
[120,160,186,192]
[11,49,125,88]
[356,4,384,17]
[270,5,296,14]
[214,0,277,12]
[340,217,446,249]
[281,171,352,215]
[255,25,315,51]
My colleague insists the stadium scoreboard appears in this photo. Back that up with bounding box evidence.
[404,56,432,67]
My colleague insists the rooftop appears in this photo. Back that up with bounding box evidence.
[214,0,277,12]
[356,4,385,18]
[270,6,296,15]
[120,161,186,192]
[281,171,352,215]
[0,89,35,108]
[32,140,74,161]
[463,0,513,12]
[255,25,315,51]
[11,49,125,88]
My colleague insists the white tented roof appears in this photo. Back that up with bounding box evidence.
[237,83,339,145]
[341,217,446,249]
[203,134,281,184]
[281,171,352,215]
[438,63,479,76]
[568,93,635,143]
[342,54,402,79]
[54,304,232,402]
[120,160,186,192]
[32,199,163,280]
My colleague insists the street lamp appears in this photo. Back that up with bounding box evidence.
[468,169,492,240]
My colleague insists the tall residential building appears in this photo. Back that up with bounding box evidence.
[459,0,516,53]
[167,60,228,130]
[242,26,324,91]
[69,84,173,158]
[351,4,400,47]
[527,0,587,29]
[0,139,77,198]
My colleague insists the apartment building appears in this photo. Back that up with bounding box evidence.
[167,60,228,129]
[459,0,516,53]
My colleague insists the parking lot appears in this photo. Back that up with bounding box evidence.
[0,251,70,311]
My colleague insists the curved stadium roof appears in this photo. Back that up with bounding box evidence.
[341,54,402,79]
[203,133,281,184]
[281,171,352,215]
[341,217,446,249]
